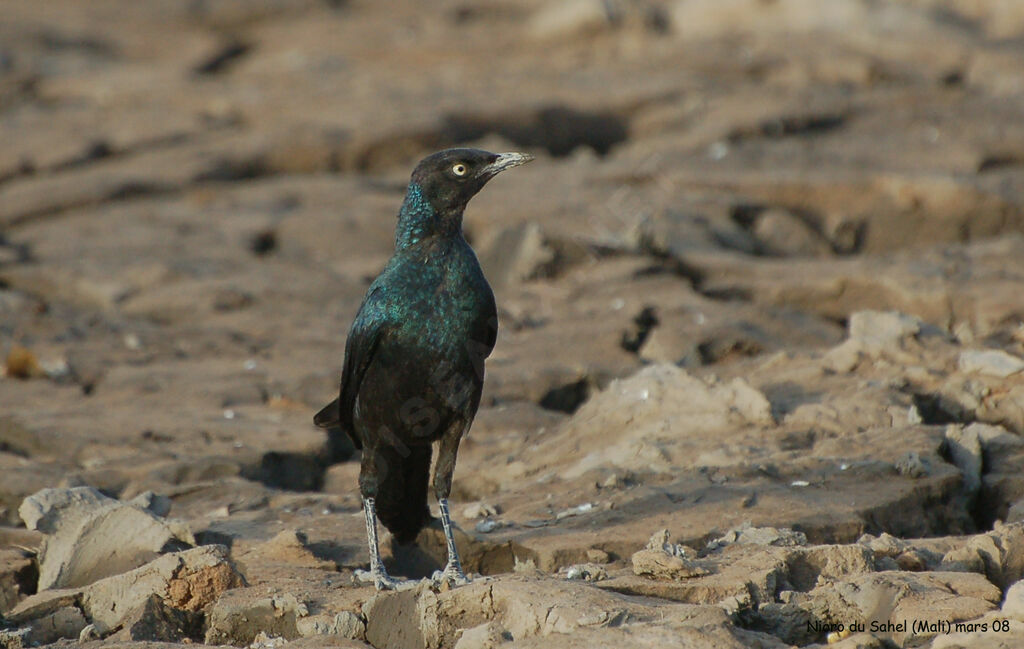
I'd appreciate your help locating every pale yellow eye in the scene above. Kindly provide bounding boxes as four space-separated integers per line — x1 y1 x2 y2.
452 163 468 177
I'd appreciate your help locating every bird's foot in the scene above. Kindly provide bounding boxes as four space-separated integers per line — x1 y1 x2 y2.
354 568 403 591
431 563 471 588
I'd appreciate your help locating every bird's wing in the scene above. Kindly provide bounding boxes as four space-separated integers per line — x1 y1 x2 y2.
314 286 390 449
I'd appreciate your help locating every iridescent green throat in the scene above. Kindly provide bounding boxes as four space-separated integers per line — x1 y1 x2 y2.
395 183 437 251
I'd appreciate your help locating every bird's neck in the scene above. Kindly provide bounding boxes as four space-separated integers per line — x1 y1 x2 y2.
395 182 462 251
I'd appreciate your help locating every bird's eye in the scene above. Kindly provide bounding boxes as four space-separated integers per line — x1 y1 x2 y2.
452 163 468 177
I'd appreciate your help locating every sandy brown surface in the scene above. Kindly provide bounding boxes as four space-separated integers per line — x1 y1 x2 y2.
3 1 1024 648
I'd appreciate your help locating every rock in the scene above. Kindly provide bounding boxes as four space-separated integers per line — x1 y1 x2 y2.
128 490 173 518
944 424 983 497
3 345 44 380
822 339 864 374
959 349 1024 377
19 486 194 590
969 522 1024 589
476 222 555 290
752 208 833 257
453 621 506 649
895 549 927 571
362 583 440 649
629 530 706 581
785 544 874 590
474 518 504 534
362 574 770 648
631 549 708 580
20 605 87 646
708 523 807 549
0 628 30 649
821 632 886 649
1009 497 1024 523
205 589 309 645
8 544 241 640
1004 580 1024 621
857 533 908 559
108 594 202 642
564 563 607 581
601 542 789 606
639 207 758 257
551 364 773 477
461 502 499 519
296 610 366 641
645 529 690 556
848 310 920 351
243 529 336 570
895 451 930 478
942 545 987 574
586 548 610 564
768 570 1001 645
77 624 100 642
528 0 615 40
0 548 36 613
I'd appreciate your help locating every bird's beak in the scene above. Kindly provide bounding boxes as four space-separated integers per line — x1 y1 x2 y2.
480 152 534 178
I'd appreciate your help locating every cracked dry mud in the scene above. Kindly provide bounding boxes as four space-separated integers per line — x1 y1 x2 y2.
3 1 1024 648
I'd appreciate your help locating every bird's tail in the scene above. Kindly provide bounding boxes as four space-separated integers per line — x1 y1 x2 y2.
373 444 434 546
314 398 340 428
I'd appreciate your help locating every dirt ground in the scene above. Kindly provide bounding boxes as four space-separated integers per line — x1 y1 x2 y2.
2 1 1024 648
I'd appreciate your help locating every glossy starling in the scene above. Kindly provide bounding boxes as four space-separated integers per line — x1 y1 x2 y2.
315 148 533 589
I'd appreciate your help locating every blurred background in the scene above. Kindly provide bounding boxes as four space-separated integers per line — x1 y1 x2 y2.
2 0 1024 643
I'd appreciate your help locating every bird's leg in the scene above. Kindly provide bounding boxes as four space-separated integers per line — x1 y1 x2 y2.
434 497 469 585
432 427 470 586
355 497 401 590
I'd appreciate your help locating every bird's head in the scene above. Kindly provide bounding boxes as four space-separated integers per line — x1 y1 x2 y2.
410 148 534 216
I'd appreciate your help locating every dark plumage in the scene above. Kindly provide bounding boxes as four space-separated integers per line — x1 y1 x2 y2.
315 148 532 588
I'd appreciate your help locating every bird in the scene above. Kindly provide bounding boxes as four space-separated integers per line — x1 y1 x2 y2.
315 148 533 589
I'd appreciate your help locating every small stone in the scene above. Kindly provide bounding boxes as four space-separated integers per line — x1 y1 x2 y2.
477 222 555 288
4 345 44 379
848 310 920 350
528 0 614 40
555 502 594 520
109 594 202 642
895 550 926 571
752 208 833 257
631 548 708 580
860 532 907 557
645 529 691 557
462 502 499 519
129 491 172 518
78 624 100 642
0 628 30 648
296 610 365 640
586 548 610 563
708 522 807 549
941 545 986 573
475 519 502 534
1003 580 1024 621
895 451 930 478
959 349 1024 377
718 592 753 616
1008 497 1024 523
564 563 607 581
454 621 506 649
22 606 87 645
823 339 864 373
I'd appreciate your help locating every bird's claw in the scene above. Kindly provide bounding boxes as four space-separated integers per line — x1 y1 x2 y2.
431 564 471 588
354 568 403 591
